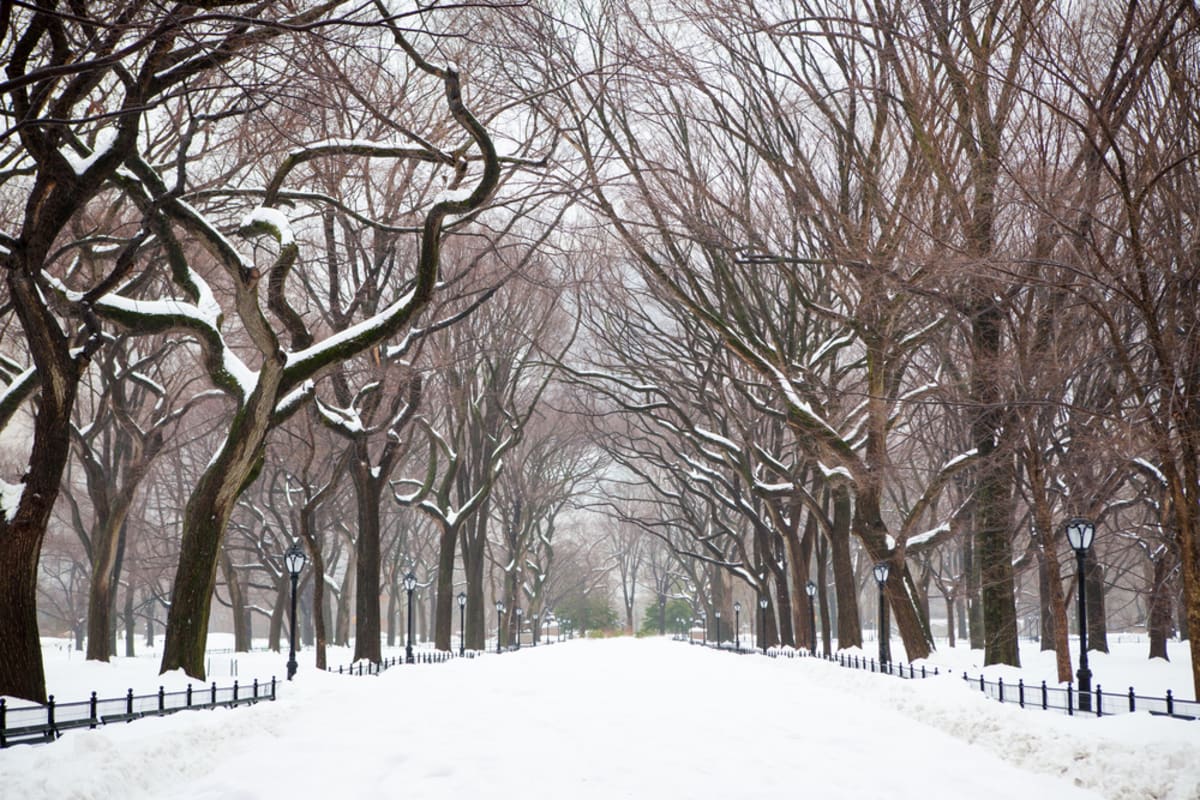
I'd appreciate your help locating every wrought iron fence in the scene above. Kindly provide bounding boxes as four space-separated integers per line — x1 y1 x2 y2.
327 649 478 676
963 672 1199 721
0 677 276 748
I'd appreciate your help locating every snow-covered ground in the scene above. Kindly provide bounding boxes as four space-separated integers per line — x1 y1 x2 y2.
1 636 1197 799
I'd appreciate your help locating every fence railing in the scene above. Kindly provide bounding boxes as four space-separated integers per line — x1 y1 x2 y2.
0 677 276 748
326 649 478 676
963 672 1199 721
678 635 1196 722
683 636 941 679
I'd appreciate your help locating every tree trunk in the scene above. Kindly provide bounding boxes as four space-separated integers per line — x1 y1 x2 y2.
1085 551 1108 653
1148 552 1173 661
0 271 82 702
160 373 280 679
219 548 251 652
464 527 487 650
854 489 932 660
945 594 955 649
123 585 136 658
829 487 861 649
433 521 458 650
86 513 130 662
268 571 285 652
351 458 383 664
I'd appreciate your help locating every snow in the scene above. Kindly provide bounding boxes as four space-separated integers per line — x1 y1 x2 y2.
240 207 295 247
0 479 23 520
60 129 116 176
1 637 1196 799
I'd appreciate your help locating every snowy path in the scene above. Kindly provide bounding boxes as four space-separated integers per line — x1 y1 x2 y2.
2 638 1197 799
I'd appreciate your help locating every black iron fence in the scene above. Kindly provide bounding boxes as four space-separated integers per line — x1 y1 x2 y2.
963 672 1199 721
0 677 276 748
684 636 940 679
327 649 478 676
679 635 1196 722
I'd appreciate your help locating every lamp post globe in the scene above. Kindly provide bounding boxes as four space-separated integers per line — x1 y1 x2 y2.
758 596 768 654
284 543 307 680
805 580 818 655
1065 517 1096 712
873 562 890 667
404 572 417 664
457 591 467 657
496 601 505 653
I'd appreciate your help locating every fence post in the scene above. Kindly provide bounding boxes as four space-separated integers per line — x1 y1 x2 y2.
158 686 165 714
90 691 98 728
253 678 259 701
979 674 985 692
1166 690 1174 717
272 677 277 700
1128 687 1135 713
47 695 56 738
1095 684 1102 717
127 688 134 719
233 680 239 706
998 677 1004 704
211 682 217 706
1018 679 1025 708
1 697 6 747
1041 681 1048 710
1067 683 1074 716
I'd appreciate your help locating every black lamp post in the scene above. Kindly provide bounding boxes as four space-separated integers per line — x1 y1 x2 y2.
457 591 467 657
404 571 417 664
805 580 818 655
543 613 551 645
284 543 307 680
532 613 539 647
873 562 890 667
1066 517 1096 712
516 607 524 650
715 610 722 646
758 596 768 654
496 601 505 653
700 612 707 646
734 602 741 650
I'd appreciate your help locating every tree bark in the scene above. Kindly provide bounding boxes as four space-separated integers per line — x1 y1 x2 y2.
1148 551 1173 661
351 455 384 664
829 487 861 649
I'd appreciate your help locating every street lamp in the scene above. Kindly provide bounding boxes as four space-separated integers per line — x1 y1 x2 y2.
734 602 742 650
457 591 467 657
873 562 891 667
806 580 818 655
700 612 707 646
516 607 524 650
495 601 505 653
404 572 417 663
1066 517 1096 712
715 610 722 646
284 543 307 680
758 596 768 654
532 613 539 647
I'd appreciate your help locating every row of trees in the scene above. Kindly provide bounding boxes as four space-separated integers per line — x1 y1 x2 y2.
0 1 614 702
4 0 1198 704
521 0 1198 692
